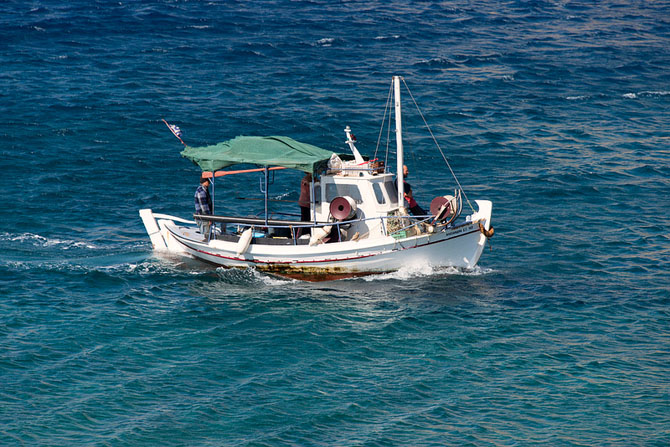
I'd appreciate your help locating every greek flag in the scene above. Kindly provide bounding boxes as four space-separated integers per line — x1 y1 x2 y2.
162 119 185 144
169 124 182 137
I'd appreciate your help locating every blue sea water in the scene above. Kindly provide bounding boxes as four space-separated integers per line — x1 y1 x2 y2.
1 0 669 445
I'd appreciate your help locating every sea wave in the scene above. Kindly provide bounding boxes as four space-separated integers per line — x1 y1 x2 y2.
0 255 214 281
362 263 494 282
215 266 297 285
0 232 98 250
623 91 670 99
314 37 336 46
374 35 400 40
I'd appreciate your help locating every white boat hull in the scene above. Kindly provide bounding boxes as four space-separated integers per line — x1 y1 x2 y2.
140 200 492 281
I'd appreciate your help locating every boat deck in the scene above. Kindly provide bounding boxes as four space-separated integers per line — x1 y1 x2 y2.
180 226 312 245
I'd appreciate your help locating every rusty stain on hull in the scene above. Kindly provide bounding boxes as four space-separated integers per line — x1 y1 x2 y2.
190 255 380 281
257 264 380 282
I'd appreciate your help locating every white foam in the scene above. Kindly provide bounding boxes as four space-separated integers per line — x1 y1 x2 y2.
45 239 97 250
417 57 448 65
624 91 670 100
252 269 298 285
362 263 493 281
316 38 335 46
642 91 670 96
0 232 98 250
273 191 293 200
214 266 297 285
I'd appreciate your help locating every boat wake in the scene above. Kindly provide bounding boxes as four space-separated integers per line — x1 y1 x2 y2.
0 231 99 250
212 264 496 284
362 263 494 282
215 266 299 286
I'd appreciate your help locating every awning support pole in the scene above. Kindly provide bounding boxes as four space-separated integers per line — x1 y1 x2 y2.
264 167 269 226
211 172 215 214
311 178 316 224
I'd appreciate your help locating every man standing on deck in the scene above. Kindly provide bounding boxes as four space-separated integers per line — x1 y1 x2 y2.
195 176 213 236
396 165 426 216
296 172 312 238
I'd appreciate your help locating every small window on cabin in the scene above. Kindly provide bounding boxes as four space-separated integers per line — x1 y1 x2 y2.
314 183 321 204
383 181 398 206
372 183 386 204
325 183 363 204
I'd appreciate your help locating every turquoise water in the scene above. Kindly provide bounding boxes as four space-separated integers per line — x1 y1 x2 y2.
1 1 669 445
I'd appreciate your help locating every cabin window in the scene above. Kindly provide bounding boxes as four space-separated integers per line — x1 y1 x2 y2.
314 183 321 204
325 183 363 204
383 181 398 205
372 183 386 204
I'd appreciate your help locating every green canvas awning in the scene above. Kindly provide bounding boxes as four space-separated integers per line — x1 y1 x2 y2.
181 136 342 174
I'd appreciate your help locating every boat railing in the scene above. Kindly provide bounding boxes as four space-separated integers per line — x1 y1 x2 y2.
194 211 459 244
153 213 196 225
328 165 388 176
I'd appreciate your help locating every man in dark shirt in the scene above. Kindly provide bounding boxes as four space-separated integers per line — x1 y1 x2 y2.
396 165 426 216
194 176 213 236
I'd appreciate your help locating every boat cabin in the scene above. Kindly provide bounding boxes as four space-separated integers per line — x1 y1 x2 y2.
313 168 399 241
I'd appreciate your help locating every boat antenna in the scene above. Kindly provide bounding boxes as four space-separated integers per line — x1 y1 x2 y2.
344 126 365 164
400 78 475 213
162 119 186 146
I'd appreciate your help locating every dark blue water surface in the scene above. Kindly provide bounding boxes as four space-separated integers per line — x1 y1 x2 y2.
2 1 669 445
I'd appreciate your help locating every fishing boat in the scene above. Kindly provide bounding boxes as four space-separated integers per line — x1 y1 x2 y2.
140 76 493 281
